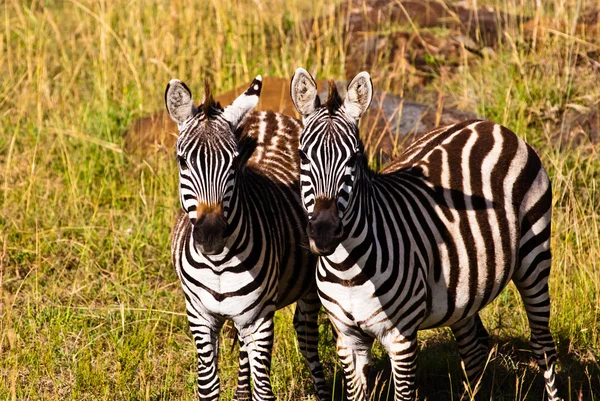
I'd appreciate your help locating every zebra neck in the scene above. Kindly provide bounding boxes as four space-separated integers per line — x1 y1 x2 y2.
216 179 251 258
340 158 376 246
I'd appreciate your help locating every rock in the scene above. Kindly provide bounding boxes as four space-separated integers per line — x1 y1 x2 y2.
345 29 476 89
326 0 521 47
123 109 177 156
321 81 479 163
305 0 523 90
124 77 479 163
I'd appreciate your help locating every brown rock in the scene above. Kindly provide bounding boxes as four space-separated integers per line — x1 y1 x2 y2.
124 77 479 164
123 108 177 156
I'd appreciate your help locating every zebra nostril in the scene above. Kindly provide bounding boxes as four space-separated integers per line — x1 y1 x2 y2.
333 222 343 238
307 221 316 237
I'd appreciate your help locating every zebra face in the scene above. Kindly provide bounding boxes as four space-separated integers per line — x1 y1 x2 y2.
166 76 262 255
299 127 361 255
291 68 373 256
177 126 237 255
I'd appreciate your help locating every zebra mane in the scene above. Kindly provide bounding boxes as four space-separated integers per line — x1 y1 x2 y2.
201 78 222 117
325 79 343 115
237 133 258 168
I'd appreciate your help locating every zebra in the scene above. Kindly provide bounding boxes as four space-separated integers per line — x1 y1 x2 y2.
289 68 560 401
166 76 330 401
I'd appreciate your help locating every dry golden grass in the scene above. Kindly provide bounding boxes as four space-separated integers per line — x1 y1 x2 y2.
0 0 599 400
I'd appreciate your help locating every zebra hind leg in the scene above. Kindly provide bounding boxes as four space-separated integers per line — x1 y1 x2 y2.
513 213 560 401
450 314 491 393
514 270 560 401
474 313 490 349
294 295 331 401
235 332 252 401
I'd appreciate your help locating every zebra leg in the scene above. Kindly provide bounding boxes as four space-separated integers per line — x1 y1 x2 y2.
294 295 331 401
235 332 252 401
336 331 373 401
381 330 418 401
514 274 559 401
474 313 490 348
187 313 223 401
450 314 490 390
513 229 560 401
239 313 276 401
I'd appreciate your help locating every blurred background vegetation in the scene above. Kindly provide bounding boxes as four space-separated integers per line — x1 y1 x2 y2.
0 0 599 400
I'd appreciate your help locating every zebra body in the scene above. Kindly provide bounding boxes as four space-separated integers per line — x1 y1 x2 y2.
167 77 330 401
290 68 559 401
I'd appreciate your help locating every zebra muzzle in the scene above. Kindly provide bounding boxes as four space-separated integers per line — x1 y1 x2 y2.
192 211 228 255
307 197 344 256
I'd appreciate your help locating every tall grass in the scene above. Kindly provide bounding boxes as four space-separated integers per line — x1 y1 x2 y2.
0 0 598 400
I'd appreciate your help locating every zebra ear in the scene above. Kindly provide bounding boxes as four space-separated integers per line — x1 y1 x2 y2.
344 72 373 122
222 75 262 129
165 79 196 126
290 68 320 118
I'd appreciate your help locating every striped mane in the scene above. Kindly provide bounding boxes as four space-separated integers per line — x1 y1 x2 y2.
325 79 343 115
201 79 222 117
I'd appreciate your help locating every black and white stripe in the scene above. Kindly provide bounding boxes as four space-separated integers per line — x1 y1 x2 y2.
166 76 330 401
290 68 560 401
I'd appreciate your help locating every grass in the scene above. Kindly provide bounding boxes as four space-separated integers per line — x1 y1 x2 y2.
1 0 599 400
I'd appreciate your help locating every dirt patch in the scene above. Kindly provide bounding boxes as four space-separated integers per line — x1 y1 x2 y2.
123 77 478 162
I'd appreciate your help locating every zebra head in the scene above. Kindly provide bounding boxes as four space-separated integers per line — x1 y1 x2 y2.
290 68 373 256
165 76 262 255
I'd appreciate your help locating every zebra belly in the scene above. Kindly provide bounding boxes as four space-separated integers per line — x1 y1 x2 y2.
419 258 517 329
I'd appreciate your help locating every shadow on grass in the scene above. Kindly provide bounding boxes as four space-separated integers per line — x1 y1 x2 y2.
327 333 600 401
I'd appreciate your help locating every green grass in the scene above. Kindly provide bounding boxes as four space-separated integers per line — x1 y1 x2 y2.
1 0 599 400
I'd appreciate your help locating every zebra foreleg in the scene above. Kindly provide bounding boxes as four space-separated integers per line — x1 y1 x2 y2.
381 330 418 401
239 313 276 401
188 314 223 401
336 332 373 401
294 295 331 401
450 314 490 393
235 332 252 401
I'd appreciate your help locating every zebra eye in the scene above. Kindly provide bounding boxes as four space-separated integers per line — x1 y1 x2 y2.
298 149 310 164
178 156 189 171
347 148 362 168
347 153 358 167
232 152 240 169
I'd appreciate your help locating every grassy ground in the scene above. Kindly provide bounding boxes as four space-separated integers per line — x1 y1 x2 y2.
1 0 599 400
